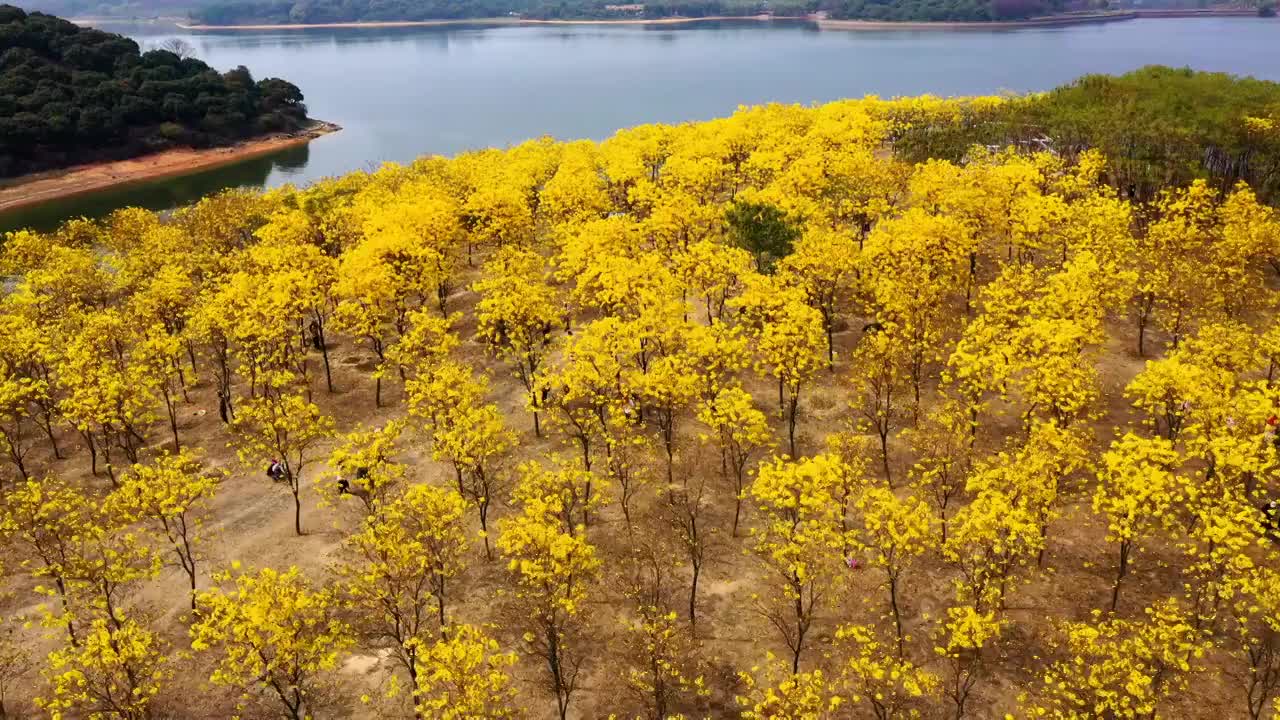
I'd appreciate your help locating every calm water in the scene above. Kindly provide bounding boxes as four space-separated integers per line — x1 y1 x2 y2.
4 17 1279 230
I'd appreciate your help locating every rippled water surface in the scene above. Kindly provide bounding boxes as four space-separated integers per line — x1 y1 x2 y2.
5 17 1277 229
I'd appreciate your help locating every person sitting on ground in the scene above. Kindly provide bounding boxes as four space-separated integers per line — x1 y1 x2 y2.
1262 499 1280 542
308 320 324 351
267 459 287 483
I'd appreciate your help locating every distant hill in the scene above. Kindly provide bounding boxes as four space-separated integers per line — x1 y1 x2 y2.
12 0 195 19
0 4 310 177
187 0 1077 25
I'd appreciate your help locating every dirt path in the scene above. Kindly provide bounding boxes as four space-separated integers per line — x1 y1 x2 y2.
0 121 340 215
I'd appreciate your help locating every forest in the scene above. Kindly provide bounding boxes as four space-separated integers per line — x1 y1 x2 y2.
188 0 1068 26
15 0 1265 26
0 5 309 177
1 68 1280 719
905 66 1280 202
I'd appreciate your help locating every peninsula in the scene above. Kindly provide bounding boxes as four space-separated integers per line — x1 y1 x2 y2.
0 121 338 214
0 6 316 185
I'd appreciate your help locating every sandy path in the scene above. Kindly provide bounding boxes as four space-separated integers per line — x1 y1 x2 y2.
0 121 339 215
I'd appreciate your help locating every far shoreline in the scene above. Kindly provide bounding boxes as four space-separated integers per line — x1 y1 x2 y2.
174 8 1264 32
175 15 800 30
0 120 339 216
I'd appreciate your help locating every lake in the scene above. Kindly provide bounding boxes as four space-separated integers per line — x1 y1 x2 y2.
4 16 1279 231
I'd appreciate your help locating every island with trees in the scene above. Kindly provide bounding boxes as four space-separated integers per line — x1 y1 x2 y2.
0 5 315 179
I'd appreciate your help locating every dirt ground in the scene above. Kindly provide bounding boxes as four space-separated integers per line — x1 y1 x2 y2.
0 257 1271 720
0 122 339 215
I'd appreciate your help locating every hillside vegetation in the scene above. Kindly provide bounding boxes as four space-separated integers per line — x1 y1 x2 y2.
188 0 1070 26
0 5 309 177
1 69 1280 719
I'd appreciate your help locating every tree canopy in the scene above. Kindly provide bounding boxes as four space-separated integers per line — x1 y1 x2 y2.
0 5 309 177
190 0 1071 25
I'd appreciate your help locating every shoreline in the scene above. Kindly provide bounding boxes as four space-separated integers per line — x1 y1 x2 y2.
0 121 339 215
176 15 796 30
175 8 1263 31
818 11 1136 30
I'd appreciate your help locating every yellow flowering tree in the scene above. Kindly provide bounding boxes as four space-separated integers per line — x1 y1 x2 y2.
855 487 935 657
777 227 861 366
497 491 601 720
39 613 170 720
697 385 774 537
407 359 515 555
748 454 846 673
620 606 708 720
190 566 354 720
106 449 220 610
943 489 1044 616
336 483 471 717
1092 433 1183 611
56 309 157 482
1225 566 1280 720
230 391 335 536
736 654 842 720
731 278 827 457
1027 599 1206 719
850 327 912 484
473 245 560 436
323 419 408 516
833 623 939 720
904 399 974 543
0 476 95 644
936 606 1004 720
535 316 632 472
510 459 601 536
664 472 714 629
0 360 45 481
413 623 519 720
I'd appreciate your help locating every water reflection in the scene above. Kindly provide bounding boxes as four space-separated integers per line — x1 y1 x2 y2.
10 17 1280 233
0 144 309 233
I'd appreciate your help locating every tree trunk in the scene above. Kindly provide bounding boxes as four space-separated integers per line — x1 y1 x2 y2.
293 486 304 536
1111 541 1130 612
787 390 799 459
879 429 892 486
316 314 334 393
84 430 98 476
164 390 180 451
889 574 905 657
689 559 701 631
479 498 493 561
